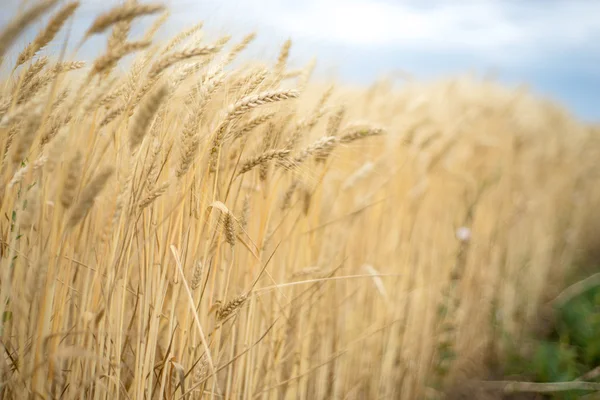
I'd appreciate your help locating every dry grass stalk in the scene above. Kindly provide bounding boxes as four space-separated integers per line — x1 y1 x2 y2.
16 1 80 67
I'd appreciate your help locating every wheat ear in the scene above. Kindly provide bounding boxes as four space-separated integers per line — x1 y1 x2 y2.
60 151 83 209
88 41 151 80
68 167 114 228
16 1 80 67
339 127 386 144
129 83 170 152
161 22 204 54
0 0 59 61
216 294 248 321
209 89 299 172
84 3 165 39
279 136 338 169
238 149 291 176
148 44 223 78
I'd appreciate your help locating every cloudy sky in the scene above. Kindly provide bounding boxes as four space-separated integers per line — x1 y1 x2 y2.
3 0 599 121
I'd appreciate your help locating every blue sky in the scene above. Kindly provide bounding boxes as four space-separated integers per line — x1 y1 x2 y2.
2 0 599 122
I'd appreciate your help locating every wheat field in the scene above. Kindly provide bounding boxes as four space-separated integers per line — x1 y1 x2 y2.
1 1 599 399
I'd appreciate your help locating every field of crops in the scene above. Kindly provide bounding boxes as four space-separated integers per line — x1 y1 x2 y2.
1 2 600 399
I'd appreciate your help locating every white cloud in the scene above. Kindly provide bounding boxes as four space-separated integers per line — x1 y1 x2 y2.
163 0 600 66
271 1 522 49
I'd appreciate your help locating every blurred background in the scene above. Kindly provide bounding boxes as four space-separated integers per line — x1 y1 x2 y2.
3 0 600 122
